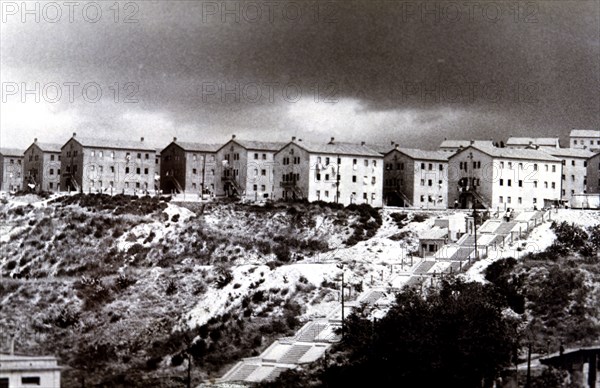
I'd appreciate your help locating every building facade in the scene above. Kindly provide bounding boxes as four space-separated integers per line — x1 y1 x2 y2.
0 354 62 388
23 140 62 192
448 145 562 210
60 133 157 195
588 152 600 194
505 137 560 149
214 135 286 200
383 147 449 208
0 148 24 192
543 148 594 202
160 139 220 195
273 138 384 207
570 129 600 150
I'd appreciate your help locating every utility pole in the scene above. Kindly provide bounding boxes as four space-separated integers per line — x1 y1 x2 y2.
473 205 478 260
337 263 345 339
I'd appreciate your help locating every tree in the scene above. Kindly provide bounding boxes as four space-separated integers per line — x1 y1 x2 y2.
272 279 522 388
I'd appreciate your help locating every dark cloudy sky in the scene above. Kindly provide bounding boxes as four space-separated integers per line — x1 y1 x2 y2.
1 0 599 150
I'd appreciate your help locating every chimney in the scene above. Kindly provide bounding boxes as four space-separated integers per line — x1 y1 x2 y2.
298 139 302 142
173 137 177 141
390 140 395 145
292 136 296 141
73 132 76 137
329 137 335 144
34 138 38 143
470 139 475 145
141 137 144 142
395 144 399 150
232 134 236 139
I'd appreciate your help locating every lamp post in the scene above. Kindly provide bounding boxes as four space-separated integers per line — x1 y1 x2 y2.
472 205 479 261
336 263 345 339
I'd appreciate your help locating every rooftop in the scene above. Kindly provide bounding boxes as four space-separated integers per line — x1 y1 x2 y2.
543 148 595 159
28 142 62 153
439 140 494 149
455 145 561 162
506 137 560 147
388 147 449 162
0 148 25 157
168 141 221 153
66 135 156 151
419 227 448 240
285 140 384 157
570 129 600 138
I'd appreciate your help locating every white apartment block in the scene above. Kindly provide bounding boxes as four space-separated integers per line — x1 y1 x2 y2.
448 145 562 210
543 148 594 201
214 135 286 200
273 137 384 207
383 147 449 209
0 354 62 388
570 129 600 151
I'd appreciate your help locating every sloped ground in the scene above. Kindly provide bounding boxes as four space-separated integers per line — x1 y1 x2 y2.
0 195 392 387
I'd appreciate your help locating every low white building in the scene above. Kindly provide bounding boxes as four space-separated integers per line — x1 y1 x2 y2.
0 354 62 388
448 145 562 210
439 139 494 153
273 137 384 207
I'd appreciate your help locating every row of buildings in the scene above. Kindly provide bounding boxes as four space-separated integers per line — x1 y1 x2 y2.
1 130 599 209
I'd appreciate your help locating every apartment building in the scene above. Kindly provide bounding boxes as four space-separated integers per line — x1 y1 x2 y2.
60 133 157 194
214 135 286 200
448 145 562 210
588 151 600 194
23 139 62 192
160 138 220 194
439 139 494 153
543 148 594 202
383 146 449 208
273 137 384 207
570 129 600 150
505 137 560 149
0 148 24 192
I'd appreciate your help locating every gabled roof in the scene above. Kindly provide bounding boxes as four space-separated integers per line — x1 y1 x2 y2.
368 143 396 155
164 141 221 153
217 139 287 152
387 147 449 162
63 136 156 151
543 148 595 159
452 145 561 162
506 137 560 147
439 140 494 149
26 142 62 154
278 140 383 157
0 148 25 157
570 129 600 138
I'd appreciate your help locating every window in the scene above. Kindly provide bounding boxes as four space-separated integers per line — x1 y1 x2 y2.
110 166 115 173
584 161 587 167
545 164 549 171
372 160 377 167
49 182 53 189
500 161 504 169
193 168 197 175
91 150 95 157
574 140 578 145
49 169 54 175
156 158 159 164
534 181 538 188
51 154 55 161
562 174 565 181
507 197 511 204
317 156 322 164
439 164 443 171
499 196 503 203
316 173 321 181
533 164 538 171
325 174 330 181
571 175 575 181
364 160 369 167
353 158 357 165
136 182 140 188
352 175 357 183
507 179 511 187
420 195 425 202
136 167 141 174
552 165 556 172
499 179 504 186
551 182 556 189
316 190 320 198
363 193 367 199
420 179 425 186
338 157 341 164
99 151 103 157
428 163 433 170
518 180 523 187
518 197 522 204
261 169 266 176
144 168 148 175
261 184 266 191
533 198 537 204
262 154 266 160
518 163 522 169
325 157 330 165
508 162 512 169
325 190 329 198
421 162 425 169
372 177 376 184
254 153 258 160
544 181 548 188
125 167 130 174
428 179 432 186
22 376 41 385
253 184 258 191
